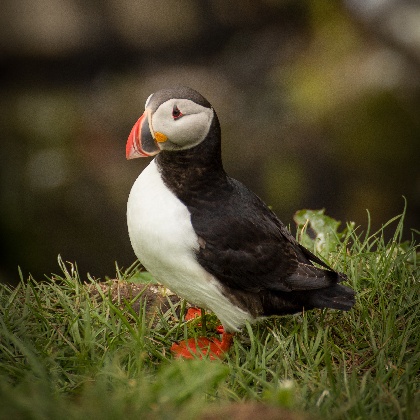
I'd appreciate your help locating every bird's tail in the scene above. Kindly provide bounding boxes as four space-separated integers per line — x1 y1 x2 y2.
306 283 355 311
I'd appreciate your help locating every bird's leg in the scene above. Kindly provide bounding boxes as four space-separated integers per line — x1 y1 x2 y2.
170 307 233 360
201 307 207 335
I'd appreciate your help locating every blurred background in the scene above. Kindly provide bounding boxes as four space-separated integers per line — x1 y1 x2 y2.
1 0 419 284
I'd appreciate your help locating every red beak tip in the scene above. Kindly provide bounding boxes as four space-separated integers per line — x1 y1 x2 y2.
126 112 157 159
126 117 143 159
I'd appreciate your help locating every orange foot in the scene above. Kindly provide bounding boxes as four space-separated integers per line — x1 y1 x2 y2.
171 307 232 360
171 333 233 360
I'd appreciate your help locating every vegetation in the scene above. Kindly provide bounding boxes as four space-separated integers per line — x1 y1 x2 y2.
0 210 419 419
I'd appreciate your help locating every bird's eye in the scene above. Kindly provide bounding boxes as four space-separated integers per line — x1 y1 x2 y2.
172 105 183 120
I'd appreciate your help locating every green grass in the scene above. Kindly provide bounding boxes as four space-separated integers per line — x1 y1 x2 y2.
0 209 419 419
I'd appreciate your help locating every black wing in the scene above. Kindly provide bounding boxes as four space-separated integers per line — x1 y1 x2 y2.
190 178 341 293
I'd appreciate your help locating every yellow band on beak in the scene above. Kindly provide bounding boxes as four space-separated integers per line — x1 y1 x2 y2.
155 132 168 143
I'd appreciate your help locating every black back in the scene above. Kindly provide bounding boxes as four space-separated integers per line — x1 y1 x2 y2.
154 88 355 315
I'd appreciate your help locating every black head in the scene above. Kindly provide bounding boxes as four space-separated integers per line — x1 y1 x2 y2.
126 86 217 158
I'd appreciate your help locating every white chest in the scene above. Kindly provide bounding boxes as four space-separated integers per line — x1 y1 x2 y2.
127 160 200 287
126 159 253 331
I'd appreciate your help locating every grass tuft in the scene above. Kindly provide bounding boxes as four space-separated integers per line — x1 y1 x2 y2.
0 210 419 419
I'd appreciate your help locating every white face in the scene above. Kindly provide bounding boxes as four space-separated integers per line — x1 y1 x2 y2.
149 98 214 151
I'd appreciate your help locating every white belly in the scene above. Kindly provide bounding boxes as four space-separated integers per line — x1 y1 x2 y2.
127 159 252 331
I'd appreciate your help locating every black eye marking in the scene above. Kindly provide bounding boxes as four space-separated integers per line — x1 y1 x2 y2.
172 105 183 120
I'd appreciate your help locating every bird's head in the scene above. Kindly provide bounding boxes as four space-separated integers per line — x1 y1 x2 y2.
126 87 215 159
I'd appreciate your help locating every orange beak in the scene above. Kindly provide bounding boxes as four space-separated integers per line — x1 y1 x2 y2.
126 111 160 159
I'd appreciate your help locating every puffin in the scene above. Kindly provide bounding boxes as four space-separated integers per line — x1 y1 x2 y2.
126 86 355 359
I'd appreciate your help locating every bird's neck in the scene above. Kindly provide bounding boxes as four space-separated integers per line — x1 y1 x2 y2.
156 115 228 201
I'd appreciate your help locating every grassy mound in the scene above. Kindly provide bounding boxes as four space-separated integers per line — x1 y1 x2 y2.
1 209 419 419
